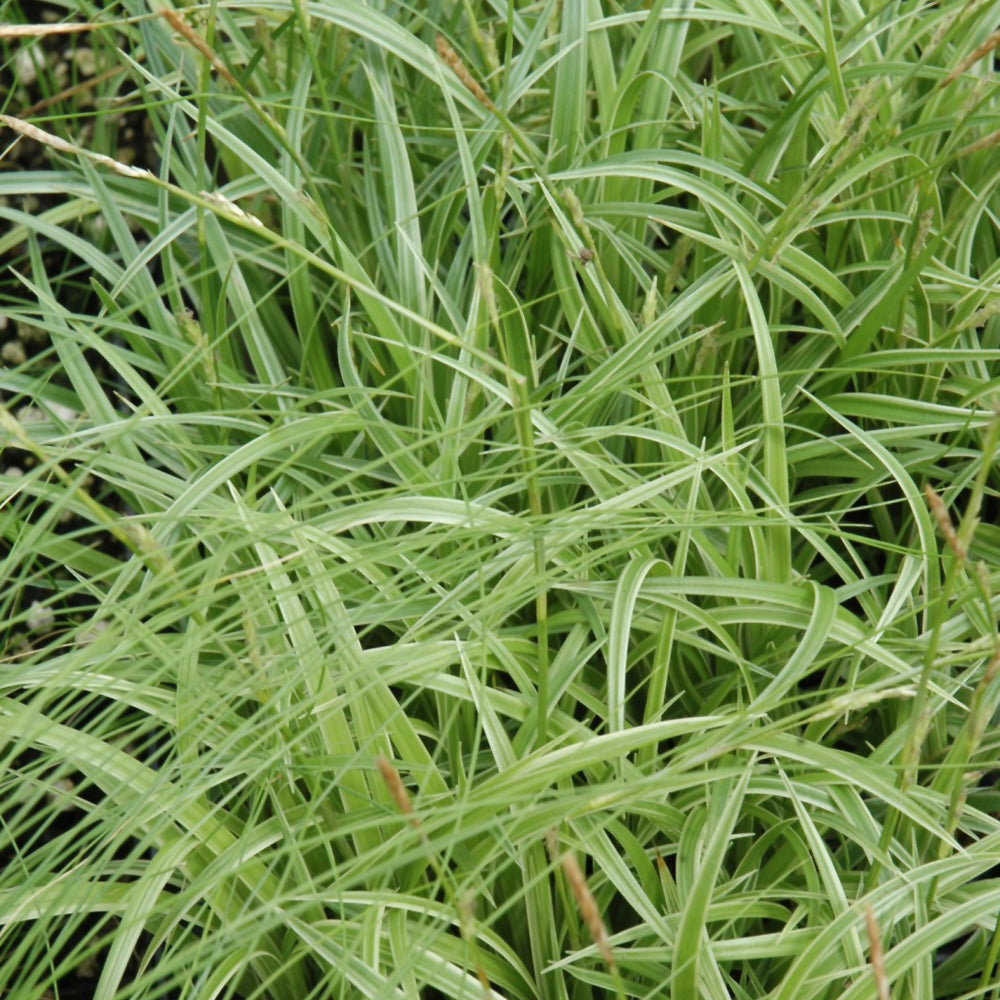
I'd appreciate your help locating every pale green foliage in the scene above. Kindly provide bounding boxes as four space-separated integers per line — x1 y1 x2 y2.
2 2 1000 999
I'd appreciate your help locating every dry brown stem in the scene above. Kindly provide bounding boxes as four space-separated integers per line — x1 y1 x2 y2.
940 30 1000 88
161 9 238 88
864 905 891 1000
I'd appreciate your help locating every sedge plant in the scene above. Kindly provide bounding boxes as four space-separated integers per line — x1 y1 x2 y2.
2 2 1000 999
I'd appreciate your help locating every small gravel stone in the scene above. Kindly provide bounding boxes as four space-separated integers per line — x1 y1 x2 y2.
16 405 45 424
13 47 42 87
72 46 97 77
27 600 56 633
47 402 81 423
78 619 109 645
1 340 27 366
16 323 47 346
46 777 77 812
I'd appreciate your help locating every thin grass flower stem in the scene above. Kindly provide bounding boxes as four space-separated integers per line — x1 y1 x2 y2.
478 263 550 745
375 756 496 994
876 414 1000 887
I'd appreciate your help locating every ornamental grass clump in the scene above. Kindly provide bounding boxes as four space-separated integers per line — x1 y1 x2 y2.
2 2 1000 998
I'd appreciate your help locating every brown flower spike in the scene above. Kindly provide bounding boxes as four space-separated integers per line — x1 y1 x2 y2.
375 754 419 828
561 850 616 973
435 34 496 113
